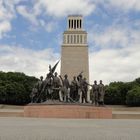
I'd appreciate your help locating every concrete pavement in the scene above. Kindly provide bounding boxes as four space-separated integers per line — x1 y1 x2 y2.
0 117 140 140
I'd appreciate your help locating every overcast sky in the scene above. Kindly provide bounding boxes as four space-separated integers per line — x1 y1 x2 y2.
0 0 140 84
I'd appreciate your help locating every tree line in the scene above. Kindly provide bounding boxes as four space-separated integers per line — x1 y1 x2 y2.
105 78 140 106
0 71 140 106
0 71 37 105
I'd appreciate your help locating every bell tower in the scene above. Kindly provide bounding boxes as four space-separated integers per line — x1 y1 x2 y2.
61 15 89 81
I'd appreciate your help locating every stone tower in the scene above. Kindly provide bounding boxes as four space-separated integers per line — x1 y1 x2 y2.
61 15 89 82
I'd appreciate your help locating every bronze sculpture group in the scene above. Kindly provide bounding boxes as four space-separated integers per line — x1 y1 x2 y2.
30 61 105 106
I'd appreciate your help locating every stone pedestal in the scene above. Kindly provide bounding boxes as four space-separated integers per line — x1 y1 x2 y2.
24 104 112 119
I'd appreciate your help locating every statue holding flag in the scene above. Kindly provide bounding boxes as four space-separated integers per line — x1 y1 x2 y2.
30 61 60 103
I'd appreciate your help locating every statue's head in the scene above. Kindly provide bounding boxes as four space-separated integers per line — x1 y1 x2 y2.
40 76 43 80
64 74 68 79
94 80 97 84
46 74 50 78
100 80 102 84
54 72 58 77
73 76 76 80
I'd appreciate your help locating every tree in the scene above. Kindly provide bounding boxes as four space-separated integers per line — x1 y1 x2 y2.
104 79 140 106
105 82 130 105
126 86 140 106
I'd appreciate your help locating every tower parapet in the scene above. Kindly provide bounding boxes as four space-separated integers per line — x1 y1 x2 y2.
67 15 83 30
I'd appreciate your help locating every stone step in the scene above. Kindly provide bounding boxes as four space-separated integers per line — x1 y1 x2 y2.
0 107 140 119
0 109 24 117
112 108 140 112
113 111 140 119
0 104 23 109
0 112 24 117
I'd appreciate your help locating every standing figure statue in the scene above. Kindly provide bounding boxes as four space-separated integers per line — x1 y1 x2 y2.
41 74 53 102
30 83 38 103
52 72 61 100
30 76 44 103
81 78 88 103
77 74 83 103
98 80 105 106
77 74 88 103
59 74 70 102
92 80 99 106
70 76 78 101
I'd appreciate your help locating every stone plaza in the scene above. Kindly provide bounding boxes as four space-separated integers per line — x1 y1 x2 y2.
0 117 140 140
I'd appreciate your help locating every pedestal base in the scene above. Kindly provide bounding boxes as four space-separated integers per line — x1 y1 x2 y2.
24 104 112 119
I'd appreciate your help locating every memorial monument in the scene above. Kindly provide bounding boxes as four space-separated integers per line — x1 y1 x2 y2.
24 15 112 119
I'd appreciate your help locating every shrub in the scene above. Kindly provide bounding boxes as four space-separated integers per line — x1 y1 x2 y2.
126 86 140 106
104 82 130 105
